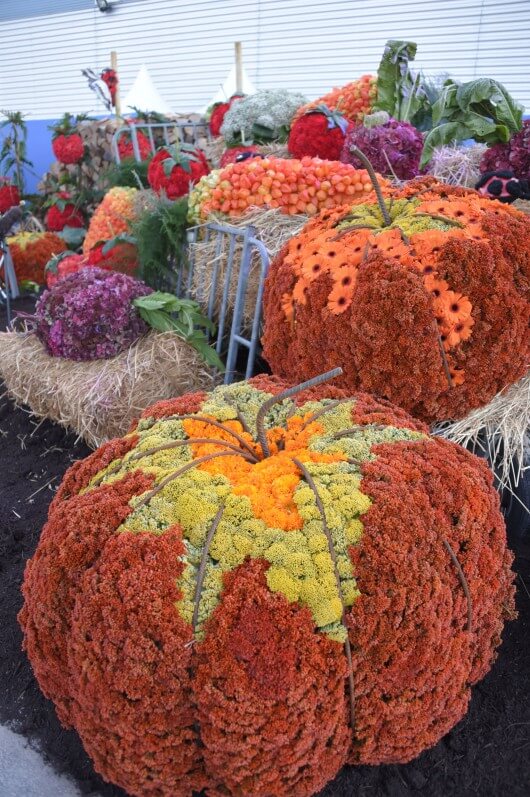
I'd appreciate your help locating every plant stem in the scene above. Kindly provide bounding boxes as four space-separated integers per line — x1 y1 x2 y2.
442 537 473 632
348 146 391 226
292 458 356 731
192 506 224 631
133 449 256 511
255 368 343 458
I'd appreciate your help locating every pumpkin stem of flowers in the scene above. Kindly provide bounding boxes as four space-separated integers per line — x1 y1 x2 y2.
192 506 225 631
348 146 392 226
300 398 350 429
149 414 258 459
255 367 343 458
134 450 257 510
413 212 464 228
443 538 473 632
333 424 387 438
292 457 356 732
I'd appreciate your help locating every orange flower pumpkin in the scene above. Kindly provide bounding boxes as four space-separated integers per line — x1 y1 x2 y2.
19 373 514 797
7 231 67 285
262 167 530 423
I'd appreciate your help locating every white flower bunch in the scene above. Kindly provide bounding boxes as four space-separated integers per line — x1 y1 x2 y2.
221 89 307 144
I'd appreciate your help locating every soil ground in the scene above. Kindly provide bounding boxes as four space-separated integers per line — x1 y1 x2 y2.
0 298 529 797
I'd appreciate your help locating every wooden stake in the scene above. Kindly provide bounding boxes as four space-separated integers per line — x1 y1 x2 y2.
110 50 122 119
234 41 243 94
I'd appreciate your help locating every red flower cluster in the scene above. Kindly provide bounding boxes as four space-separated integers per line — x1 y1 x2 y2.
148 147 209 200
45 195 84 232
45 253 87 289
219 145 259 167
0 182 20 213
9 232 67 284
19 377 514 796
86 241 138 276
288 110 350 161
52 134 84 165
101 68 118 105
117 129 152 161
209 95 244 137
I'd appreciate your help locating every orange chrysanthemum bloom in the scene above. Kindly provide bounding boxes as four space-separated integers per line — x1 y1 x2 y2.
327 283 354 314
449 366 466 386
292 277 310 305
424 274 450 298
440 291 473 325
300 254 332 281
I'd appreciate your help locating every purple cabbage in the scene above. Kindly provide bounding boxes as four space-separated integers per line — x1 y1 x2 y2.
480 120 530 179
35 268 153 361
340 118 423 180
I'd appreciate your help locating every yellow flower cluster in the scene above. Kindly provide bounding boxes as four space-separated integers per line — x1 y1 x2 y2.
89 383 425 641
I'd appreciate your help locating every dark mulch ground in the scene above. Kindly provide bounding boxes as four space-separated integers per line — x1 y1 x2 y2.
0 298 529 797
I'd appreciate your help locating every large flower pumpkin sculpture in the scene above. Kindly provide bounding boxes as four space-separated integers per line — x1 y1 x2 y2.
20 369 514 797
262 150 530 423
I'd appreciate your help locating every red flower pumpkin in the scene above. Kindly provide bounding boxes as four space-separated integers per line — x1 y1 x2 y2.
148 145 209 200
262 174 530 423
19 374 514 796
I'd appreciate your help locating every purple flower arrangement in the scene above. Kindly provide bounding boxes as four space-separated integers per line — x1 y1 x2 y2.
340 117 423 180
480 120 530 179
35 268 153 361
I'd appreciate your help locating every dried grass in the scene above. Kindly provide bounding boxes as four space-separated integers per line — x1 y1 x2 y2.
434 369 530 489
189 207 307 330
427 144 487 187
0 330 217 449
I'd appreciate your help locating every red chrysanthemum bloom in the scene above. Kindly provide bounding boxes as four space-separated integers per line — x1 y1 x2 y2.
288 111 350 161
45 195 85 232
0 183 20 213
147 147 210 200
117 129 152 161
209 95 244 137
86 242 138 277
45 252 88 289
52 134 85 165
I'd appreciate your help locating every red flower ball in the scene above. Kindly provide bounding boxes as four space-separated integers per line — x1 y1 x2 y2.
117 129 152 161
45 202 85 232
147 147 209 200
209 95 244 137
52 134 85 165
86 242 138 277
219 145 259 167
45 253 88 289
0 183 20 213
288 113 349 161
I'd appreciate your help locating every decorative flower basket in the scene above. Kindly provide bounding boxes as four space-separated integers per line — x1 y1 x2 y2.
19 370 514 796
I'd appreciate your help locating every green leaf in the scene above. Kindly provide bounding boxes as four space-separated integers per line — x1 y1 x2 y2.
59 226 87 248
456 78 523 133
133 291 187 312
162 157 177 177
251 122 276 142
420 121 472 167
431 80 459 126
186 333 225 371
180 157 192 174
374 40 417 117
44 250 76 275
137 307 177 332
101 233 136 255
